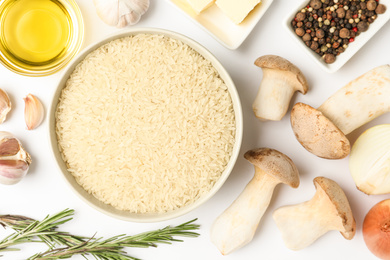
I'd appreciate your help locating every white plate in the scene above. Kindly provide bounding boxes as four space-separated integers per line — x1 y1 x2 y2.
284 0 390 73
164 0 274 49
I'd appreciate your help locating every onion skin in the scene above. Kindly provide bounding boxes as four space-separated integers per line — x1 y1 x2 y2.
363 200 390 260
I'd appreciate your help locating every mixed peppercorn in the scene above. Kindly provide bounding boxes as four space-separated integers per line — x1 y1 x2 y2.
291 0 387 64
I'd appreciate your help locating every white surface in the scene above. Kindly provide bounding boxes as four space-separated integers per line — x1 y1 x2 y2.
0 0 389 259
165 0 274 49
284 0 390 73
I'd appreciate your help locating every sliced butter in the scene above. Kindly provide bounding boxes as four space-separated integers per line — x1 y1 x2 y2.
216 0 261 24
186 0 215 14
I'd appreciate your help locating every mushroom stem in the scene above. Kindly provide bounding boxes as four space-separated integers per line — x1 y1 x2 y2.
210 148 299 255
253 55 308 121
318 65 390 135
273 177 356 250
253 69 299 121
210 167 281 255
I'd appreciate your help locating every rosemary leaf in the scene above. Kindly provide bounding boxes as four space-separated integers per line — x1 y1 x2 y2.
0 209 200 260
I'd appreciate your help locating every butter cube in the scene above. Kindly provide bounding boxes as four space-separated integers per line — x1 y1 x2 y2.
186 0 215 14
216 0 261 24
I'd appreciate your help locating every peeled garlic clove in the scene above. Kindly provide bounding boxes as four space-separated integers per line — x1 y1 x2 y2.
0 132 31 185
24 94 44 130
93 0 150 28
0 88 11 124
0 160 29 185
349 124 390 195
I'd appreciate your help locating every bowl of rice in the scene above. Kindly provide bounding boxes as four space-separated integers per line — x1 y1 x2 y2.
49 28 243 222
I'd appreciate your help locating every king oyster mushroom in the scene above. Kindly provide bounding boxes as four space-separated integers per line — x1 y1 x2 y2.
210 148 299 255
253 55 308 121
273 177 356 250
291 64 390 159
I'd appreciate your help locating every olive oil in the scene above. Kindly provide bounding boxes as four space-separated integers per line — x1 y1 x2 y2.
0 0 72 66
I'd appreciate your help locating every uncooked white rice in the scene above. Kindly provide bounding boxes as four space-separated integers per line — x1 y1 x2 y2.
56 34 235 213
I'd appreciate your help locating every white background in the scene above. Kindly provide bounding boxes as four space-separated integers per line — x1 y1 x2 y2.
1 0 390 259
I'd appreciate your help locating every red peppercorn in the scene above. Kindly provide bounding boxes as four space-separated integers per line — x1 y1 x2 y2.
349 38 355 42
306 29 312 33
353 14 358 18
352 27 358 32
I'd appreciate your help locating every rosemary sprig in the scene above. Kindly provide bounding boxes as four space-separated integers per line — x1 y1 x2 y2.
0 209 200 260
28 218 200 260
0 209 86 252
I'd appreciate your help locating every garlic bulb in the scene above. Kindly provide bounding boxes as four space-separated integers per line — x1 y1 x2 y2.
93 0 150 28
24 94 44 130
0 132 31 185
349 124 390 195
0 88 11 124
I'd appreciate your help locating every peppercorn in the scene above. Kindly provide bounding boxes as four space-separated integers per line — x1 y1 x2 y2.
310 41 319 50
316 29 325 38
339 28 350 38
332 42 340 48
296 27 305 36
376 4 387 14
302 33 312 41
296 12 306 21
290 0 386 64
310 0 322 10
346 10 353 19
367 0 377 11
357 21 369 32
324 53 336 64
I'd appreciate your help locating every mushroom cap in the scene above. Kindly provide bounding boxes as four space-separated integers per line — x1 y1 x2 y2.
313 177 356 240
290 102 350 159
254 55 308 94
244 148 299 188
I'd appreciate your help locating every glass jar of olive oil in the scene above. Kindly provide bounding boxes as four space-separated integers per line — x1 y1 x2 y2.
0 0 84 76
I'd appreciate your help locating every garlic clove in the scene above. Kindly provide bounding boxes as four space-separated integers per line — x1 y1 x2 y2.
0 132 32 165
0 136 20 157
0 88 11 124
94 0 150 28
0 131 31 185
0 160 29 185
24 94 44 130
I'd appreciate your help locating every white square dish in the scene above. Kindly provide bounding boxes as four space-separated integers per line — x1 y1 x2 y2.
164 0 274 49
284 0 390 73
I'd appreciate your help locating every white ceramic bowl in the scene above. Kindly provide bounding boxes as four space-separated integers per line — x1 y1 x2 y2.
284 0 390 73
48 28 243 223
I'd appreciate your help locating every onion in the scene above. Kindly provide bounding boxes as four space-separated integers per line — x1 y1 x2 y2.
363 199 390 260
349 124 390 195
